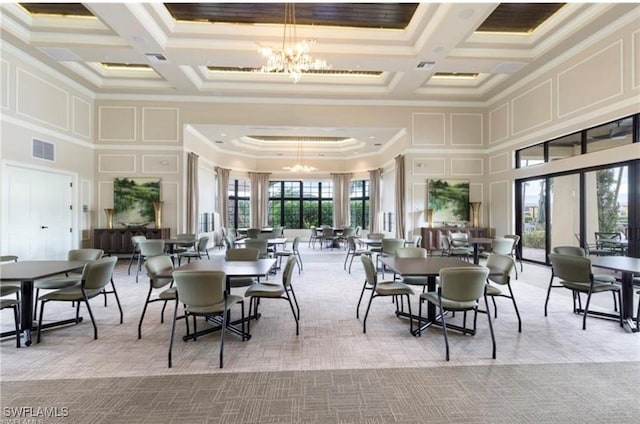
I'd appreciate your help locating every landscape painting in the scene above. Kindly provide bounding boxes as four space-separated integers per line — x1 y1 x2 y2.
113 177 160 227
428 179 470 224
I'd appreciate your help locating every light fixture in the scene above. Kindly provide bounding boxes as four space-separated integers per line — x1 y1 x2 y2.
282 140 318 173
257 3 330 82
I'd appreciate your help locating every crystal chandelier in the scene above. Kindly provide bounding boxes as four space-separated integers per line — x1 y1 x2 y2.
258 3 330 82
282 140 318 172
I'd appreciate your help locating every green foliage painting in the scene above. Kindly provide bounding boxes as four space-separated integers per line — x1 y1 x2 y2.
113 177 160 227
428 179 470 224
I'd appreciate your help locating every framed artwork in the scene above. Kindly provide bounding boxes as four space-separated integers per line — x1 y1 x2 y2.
113 177 160 227
428 179 470 224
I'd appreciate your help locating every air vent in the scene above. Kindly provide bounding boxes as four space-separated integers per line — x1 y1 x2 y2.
416 61 435 70
145 53 168 63
32 138 55 161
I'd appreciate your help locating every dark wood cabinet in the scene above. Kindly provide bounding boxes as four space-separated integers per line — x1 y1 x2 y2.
420 227 495 253
93 228 170 254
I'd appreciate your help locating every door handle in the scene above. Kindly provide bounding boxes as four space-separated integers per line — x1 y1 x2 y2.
41 226 48 229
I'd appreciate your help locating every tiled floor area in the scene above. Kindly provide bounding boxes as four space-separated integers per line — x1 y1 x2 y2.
1 242 639 381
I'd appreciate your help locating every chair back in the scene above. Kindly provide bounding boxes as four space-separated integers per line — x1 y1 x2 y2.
225 248 260 261
282 256 296 288
272 226 284 237
410 235 422 247
485 254 514 285
382 239 404 255
81 256 118 291
504 234 520 252
130 235 147 252
548 253 592 284
368 233 385 240
196 236 210 252
176 233 195 240
342 227 355 238
173 270 226 308
291 236 300 252
243 238 268 258
439 267 489 302
491 238 513 255
322 227 335 237
258 231 274 240
552 246 586 256
449 232 469 247
395 247 427 259
139 239 165 257
144 255 174 289
347 236 357 251
440 234 452 250
68 248 104 261
360 256 378 287
247 228 262 238
354 226 361 237
224 234 236 250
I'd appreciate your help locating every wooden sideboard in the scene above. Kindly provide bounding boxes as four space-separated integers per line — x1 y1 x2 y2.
93 228 170 255
420 227 495 252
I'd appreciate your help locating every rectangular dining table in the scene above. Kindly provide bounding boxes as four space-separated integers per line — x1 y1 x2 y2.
160 257 277 340
380 256 479 336
0 260 89 346
590 256 640 333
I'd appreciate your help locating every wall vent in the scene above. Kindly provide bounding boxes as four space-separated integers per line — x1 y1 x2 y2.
32 138 55 161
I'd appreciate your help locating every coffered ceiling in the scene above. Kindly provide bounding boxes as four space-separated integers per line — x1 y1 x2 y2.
0 2 634 158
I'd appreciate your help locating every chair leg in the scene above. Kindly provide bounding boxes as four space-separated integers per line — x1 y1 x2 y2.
582 290 593 330
37 300 46 343
544 274 554 317
439 303 450 361
138 287 153 339
507 283 522 333
286 292 299 335
288 286 300 320
168 300 178 368
417 298 423 336
405 294 413 335
356 281 368 318
12 304 20 348
110 280 123 324
82 294 99 340
219 309 227 368
362 292 376 334
484 295 496 359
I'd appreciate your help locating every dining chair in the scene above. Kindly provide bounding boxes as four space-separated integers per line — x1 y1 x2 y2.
545 246 619 316
34 248 105 318
136 239 166 283
246 228 262 239
358 255 414 334
275 236 303 273
177 235 210 265
366 233 385 253
245 256 300 336
0 297 20 347
503 235 523 274
378 238 406 277
593 232 623 256
308 226 321 248
127 235 147 275
408 235 422 248
225 247 261 288
547 253 622 330
419 266 493 361
37 256 120 342
0 255 21 307
344 236 373 273
440 234 472 261
138 255 179 339
394 247 430 292
320 227 339 250
485 254 521 332
243 238 269 259
168 270 245 368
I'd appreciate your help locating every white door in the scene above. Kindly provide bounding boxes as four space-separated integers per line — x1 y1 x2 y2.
3 165 73 260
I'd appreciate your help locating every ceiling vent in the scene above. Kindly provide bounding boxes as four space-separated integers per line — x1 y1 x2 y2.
416 61 436 70
32 138 55 161
146 53 168 63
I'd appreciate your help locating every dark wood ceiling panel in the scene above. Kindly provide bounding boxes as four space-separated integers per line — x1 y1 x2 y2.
165 3 418 29
19 3 93 17
477 3 565 33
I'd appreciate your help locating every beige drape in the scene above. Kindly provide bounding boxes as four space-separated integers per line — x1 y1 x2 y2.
214 166 230 229
331 173 352 228
186 152 199 234
249 172 270 227
368 168 381 232
394 155 406 238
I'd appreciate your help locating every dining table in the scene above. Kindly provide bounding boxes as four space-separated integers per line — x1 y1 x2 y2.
163 238 197 255
468 237 494 264
590 255 640 333
235 237 288 251
380 256 480 336
160 257 277 340
0 260 89 346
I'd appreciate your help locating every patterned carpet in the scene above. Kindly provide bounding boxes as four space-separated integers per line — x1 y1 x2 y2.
2 362 639 423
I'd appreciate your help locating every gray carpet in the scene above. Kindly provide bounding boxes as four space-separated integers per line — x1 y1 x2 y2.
2 362 639 423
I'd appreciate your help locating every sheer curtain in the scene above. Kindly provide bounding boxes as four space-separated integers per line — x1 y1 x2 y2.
331 173 353 228
394 155 406 238
249 172 270 227
369 168 381 232
186 152 199 234
214 166 230 229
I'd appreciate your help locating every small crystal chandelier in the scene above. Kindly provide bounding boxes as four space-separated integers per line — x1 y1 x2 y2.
282 140 318 172
258 3 330 82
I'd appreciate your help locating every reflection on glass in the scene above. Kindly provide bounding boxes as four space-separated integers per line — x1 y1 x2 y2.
548 133 581 161
522 179 546 262
518 144 544 168
586 117 633 153
549 174 580 249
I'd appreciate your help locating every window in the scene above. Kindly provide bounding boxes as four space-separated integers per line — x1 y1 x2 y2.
228 179 250 229
350 180 369 230
268 181 333 228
